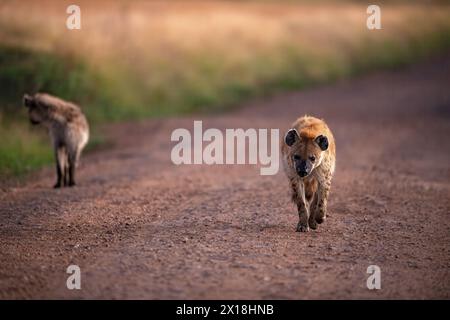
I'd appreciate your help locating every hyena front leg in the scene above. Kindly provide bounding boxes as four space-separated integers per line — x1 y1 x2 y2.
316 178 331 224
291 180 310 232
297 201 310 232
308 193 318 230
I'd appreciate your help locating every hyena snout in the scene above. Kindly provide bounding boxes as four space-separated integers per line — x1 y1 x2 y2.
296 162 309 177
294 156 312 178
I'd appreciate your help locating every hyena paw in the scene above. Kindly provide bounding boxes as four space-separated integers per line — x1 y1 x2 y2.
53 182 62 189
315 213 326 224
296 222 310 232
308 218 318 230
68 181 76 187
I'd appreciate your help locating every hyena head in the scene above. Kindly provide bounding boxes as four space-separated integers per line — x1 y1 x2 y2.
23 94 47 125
284 128 328 178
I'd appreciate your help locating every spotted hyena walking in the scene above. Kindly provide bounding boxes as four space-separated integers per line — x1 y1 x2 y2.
281 115 336 232
23 93 89 188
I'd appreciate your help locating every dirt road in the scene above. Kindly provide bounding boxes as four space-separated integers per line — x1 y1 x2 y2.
1 56 449 299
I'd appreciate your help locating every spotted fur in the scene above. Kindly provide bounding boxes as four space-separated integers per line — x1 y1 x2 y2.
281 115 336 232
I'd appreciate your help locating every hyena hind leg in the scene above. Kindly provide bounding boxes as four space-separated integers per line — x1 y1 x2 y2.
67 149 81 187
68 148 81 187
63 162 70 187
54 147 67 188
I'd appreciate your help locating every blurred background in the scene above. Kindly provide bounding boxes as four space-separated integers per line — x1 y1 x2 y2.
1 0 450 177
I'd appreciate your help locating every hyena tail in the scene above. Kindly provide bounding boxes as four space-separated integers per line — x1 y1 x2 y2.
76 131 89 168
72 148 82 168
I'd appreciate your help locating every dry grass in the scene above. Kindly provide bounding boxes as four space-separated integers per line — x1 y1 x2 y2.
2 1 450 116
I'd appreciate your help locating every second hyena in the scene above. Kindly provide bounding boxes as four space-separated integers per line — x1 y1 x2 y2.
23 93 89 188
281 115 336 232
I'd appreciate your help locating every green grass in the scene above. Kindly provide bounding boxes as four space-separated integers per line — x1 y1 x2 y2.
0 120 53 176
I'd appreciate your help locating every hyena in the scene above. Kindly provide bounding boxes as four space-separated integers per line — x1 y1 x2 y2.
281 115 336 232
23 93 89 188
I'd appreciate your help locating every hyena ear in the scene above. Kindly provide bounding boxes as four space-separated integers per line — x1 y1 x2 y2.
315 135 328 151
285 128 299 147
23 94 33 108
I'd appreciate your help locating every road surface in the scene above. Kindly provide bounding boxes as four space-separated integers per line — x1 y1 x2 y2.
1 56 449 299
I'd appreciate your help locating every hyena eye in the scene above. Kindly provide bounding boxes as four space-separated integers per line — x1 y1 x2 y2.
293 155 300 161
309 155 316 162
